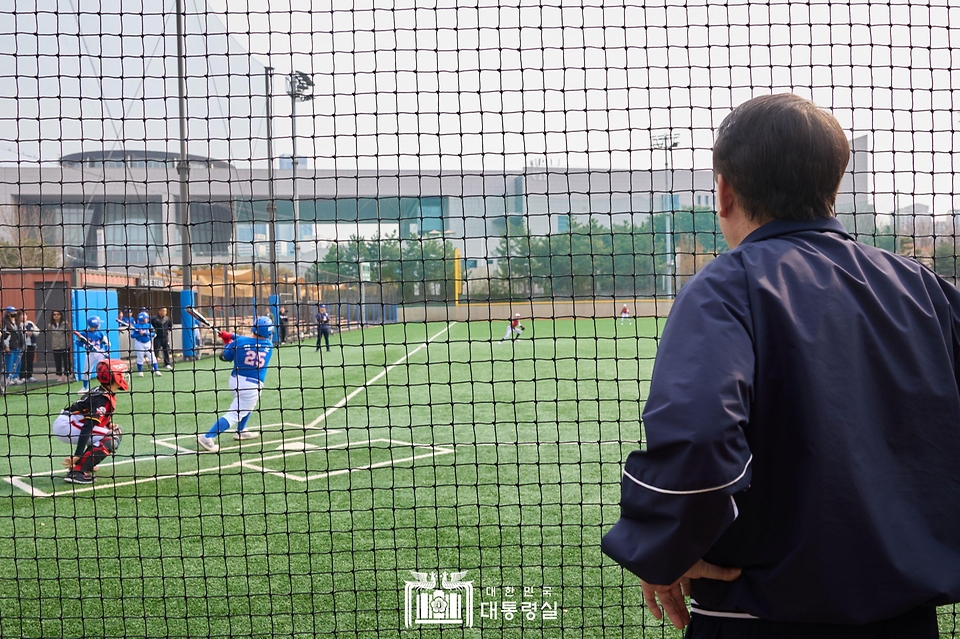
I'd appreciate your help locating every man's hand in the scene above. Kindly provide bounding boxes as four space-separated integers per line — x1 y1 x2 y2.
641 560 742 630
62 455 80 469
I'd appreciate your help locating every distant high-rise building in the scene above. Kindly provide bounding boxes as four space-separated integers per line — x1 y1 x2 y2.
835 135 875 238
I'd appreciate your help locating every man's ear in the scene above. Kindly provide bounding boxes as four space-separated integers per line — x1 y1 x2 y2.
716 174 736 219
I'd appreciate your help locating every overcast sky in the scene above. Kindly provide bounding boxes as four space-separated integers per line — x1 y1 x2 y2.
2 0 959 213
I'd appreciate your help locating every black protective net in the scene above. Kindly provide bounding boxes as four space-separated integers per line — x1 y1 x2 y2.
0 1 958 637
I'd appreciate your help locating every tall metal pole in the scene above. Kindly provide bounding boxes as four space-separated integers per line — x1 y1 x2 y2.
290 91 301 329
664 144 674 298
265 67 279 304
175 0 192 290
651 132 679 298
287 70 314 333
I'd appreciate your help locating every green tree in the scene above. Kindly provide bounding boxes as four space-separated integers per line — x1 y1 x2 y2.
492 219 537 299
934 240 958 281
401 237 458 301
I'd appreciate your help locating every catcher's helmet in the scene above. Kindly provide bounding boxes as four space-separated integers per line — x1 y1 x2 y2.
252 316 274 338
96 359 129 391
137 312 150 324
87 316 101 329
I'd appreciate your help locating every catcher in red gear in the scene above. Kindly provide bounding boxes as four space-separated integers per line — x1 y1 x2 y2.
52 359 128 485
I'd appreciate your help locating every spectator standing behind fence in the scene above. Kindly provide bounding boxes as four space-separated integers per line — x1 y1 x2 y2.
151 308 173 370
315 305 331 353
48 310 72 383
278 307 289 344
20 312 39 383
2 307 24 385
601 94 960 637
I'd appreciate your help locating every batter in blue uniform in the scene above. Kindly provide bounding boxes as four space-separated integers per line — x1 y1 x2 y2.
197 316 274 453
79 316 109 394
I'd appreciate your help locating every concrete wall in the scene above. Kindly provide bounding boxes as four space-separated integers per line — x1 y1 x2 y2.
397 299 673 323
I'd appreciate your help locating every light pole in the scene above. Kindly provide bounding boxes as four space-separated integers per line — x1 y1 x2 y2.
651 132 680 297
287 70 314 330
264 67 279 307
175 0 191 291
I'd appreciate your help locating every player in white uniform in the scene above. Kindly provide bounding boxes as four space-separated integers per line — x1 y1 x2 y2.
620 304 632 325
128 312 161 377
197 316 275 453
500 313 525 344
53 359 128 485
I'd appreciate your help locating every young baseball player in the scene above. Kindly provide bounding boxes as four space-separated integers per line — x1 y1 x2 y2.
129 312 161 377
499 313 525 344
53 359 128 485
79 316 109 394
620 304 632 325
197 316 275 453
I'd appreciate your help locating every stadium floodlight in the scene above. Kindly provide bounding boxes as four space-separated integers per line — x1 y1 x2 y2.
651 132 680 298
287 70 315 326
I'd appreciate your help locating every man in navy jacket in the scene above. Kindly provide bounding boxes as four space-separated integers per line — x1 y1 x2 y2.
602 94 960 637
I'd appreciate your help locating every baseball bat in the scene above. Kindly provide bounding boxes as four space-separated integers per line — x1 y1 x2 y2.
73 330 107 355
185 307 232 342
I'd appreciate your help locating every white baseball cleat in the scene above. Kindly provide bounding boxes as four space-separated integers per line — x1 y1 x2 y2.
137 372 144 377
154 371 162 376
233 429 259 441
196 435 219 453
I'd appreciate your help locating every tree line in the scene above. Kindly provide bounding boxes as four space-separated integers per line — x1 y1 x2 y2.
307 209 729 303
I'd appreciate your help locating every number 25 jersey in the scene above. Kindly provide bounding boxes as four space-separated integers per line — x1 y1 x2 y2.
223 335 273 383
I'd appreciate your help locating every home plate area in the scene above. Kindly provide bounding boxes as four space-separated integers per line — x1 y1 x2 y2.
237 436 456 482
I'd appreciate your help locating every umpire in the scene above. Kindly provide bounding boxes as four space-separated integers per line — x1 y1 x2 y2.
151 307 173 370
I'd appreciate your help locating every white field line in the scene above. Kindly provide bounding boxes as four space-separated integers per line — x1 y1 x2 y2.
152 439 194 454
7 322 455 497
4 476 51 497
153 322 456 441
49 438 451 497
255 441 456 482
17 428 346 480
303 322 456 429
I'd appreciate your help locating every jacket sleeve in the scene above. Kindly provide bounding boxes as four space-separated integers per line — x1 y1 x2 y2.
602 256 755 586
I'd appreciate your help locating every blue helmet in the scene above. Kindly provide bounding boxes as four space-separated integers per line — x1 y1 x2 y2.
87 316 101 329
252 316 273 338
137 312 150 324
4 306 15 315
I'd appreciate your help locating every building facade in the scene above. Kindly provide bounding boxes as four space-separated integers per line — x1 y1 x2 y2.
0 142 875 279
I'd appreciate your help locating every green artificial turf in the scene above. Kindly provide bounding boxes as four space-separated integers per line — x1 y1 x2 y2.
0 318 956 638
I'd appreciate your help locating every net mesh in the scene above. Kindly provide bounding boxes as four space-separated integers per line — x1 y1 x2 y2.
1 0 958 636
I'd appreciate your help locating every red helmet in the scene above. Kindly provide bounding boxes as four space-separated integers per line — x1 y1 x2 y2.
96 359 129 390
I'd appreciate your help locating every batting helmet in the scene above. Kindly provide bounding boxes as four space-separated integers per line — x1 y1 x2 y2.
87 316 101 329
96 359 129 391
515 313 521 318
137 312 150 324
252 316 274 338
4 306 15 315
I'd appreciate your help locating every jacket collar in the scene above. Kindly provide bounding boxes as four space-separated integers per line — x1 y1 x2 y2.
740 217 852 246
